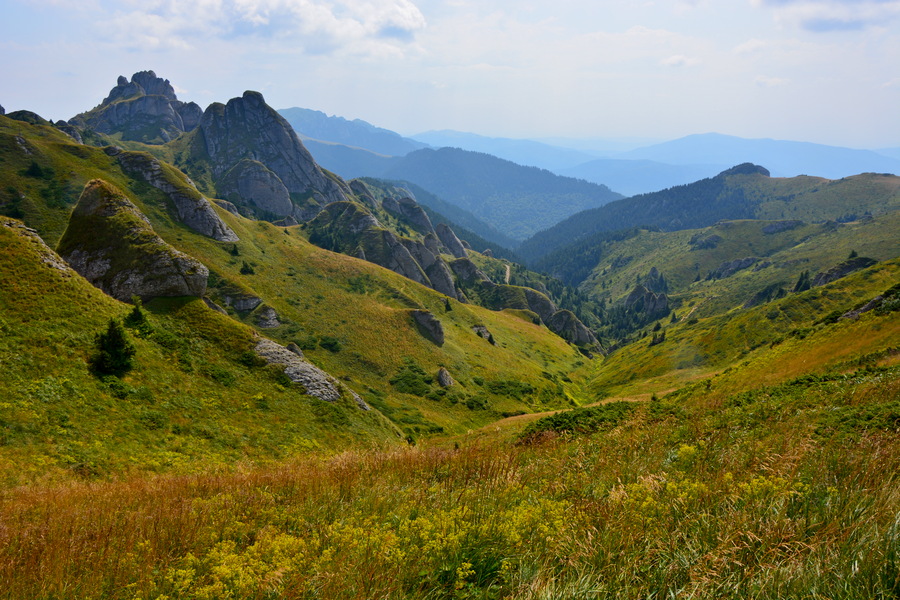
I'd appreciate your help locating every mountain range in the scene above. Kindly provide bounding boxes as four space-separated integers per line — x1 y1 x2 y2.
1 69 899 600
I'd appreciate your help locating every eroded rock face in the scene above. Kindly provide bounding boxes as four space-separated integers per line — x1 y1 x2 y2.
813 256 878 287
624 284 669 318
116 151 238 242
411 310 444 345
70 71 202 143
435 223 468 258
253 338 370 409
449 258 491 285
196 90 349 221
384 197 434 234
57 179 208 302
547 310 600 348
218 159 293 218
2 218 74 276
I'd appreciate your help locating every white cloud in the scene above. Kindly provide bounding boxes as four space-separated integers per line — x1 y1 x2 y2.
96 0 427 54
751 0 900 32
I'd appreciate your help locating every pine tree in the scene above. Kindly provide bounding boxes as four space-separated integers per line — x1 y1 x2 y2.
91 318 136 376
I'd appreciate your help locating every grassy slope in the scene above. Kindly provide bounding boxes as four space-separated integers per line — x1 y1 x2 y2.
581 214 900 317
0 116 589 485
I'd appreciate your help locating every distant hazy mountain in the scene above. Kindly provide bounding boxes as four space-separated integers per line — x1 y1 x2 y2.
279 107 427 156
411 130 598 171
877 147 900 161
380 148 622 241
620 133 900 178
300 142 622 242
558 159 724 197
518 163 900 267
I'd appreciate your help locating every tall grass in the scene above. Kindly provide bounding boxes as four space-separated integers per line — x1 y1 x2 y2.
3 366 898 599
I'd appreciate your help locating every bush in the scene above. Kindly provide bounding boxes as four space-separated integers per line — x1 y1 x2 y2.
90 319 136 376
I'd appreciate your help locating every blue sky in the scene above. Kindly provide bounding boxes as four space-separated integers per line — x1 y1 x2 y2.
1 0 898 148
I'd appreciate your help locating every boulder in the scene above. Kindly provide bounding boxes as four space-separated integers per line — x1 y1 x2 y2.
411 310 444 345
437 367 454 387
57 179 208 302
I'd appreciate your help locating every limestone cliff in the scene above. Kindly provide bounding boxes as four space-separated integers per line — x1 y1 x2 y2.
57 179 208 302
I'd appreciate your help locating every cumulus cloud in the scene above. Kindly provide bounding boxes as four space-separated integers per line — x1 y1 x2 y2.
751 0 900 32
660 54 700 67
97 0 427 53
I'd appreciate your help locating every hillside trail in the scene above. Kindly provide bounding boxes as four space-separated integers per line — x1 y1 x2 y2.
504 264 511 284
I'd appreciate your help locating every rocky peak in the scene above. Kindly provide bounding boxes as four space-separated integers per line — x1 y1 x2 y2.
71 71 202 143
57 179 208 302
196 91 349 221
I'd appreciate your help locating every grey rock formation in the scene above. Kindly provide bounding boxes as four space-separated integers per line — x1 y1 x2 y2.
196 90 349 221
70 71 202 143
437 367 454 387
435 223 468 258
400 238 458 298
54 120 83 144
218 159 293 218
349 179 379 210
840 295 884 320
449 258 492 285
411 310 444 345
482 248 493 258
624 284 669 318
639 267 668 294
813 256 878 287
523 288 558 323
0 104 4 115
221 291 263 312
472 325 495 344
254 338 341 402
707 257 758 280
762 220 804 235
384 197 434 234
423 233 442 255
116 151 238 242
255 305 281 328
57 179 208 302
547 310 600 348
202 297 228 314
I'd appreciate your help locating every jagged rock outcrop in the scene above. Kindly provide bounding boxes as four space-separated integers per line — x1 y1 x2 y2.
639 267 668 294
349 179 379 210
70 71 202 143
547 310 600 348
449 258 492 285
116 151 238 242
0 104 4 116
308 201 463 300
762 220 804 235
707 257 758 280
384 197 434 234
221 292 263 312
254 338 359 404
57 179 208 302
624 284 669 319
483 248 493 258
54 120 83 144
195 90 349 221
472 325 495 344
437 367 454 387
435 223 468 258
424 233 442 255
254 305 281 328
523 288 558 324
812 256 878 287
411 310 444 345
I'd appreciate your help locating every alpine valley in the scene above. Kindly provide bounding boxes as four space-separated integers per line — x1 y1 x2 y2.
1 71 898 600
